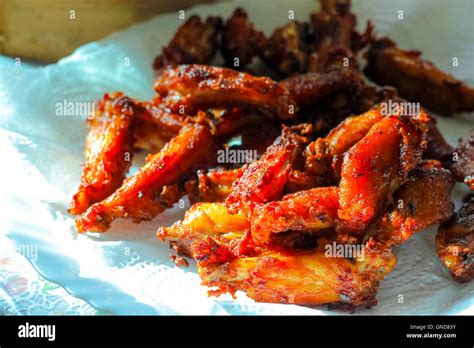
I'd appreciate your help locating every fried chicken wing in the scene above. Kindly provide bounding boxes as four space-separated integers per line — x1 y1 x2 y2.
157 202 251 257
304 107 384 181
364 38 474 115
221 8 267 69
185 167 243 204
338 113 428 230
285 168 330 193
262 21 310 77
251 187 339 245
309 0 372 72
206 107 265 138
133 101 186 152
69 93 137 215
136 105 268 152
450 130 474 190
436 195 473 283
153 15 222 71
423 116 455 164
225 125 310 216
154 65 296 119
280 68 364 110
370 160 455 247
76 122 216 232
199 238 396 307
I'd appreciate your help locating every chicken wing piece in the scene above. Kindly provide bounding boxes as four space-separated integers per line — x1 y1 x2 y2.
370 160 455 247
154 65 296 119
251 187 339 245
153 15 222 71
133 101 186 152
436 195 474 283
199 238 396 307
75 122 216 232
221 8 267 69
69 93 137 215
206 107 266 138
309 0 373 72
364 38 474 116
185 167 243 204
135 105 266 152
285 168 330 193
225 125 311 216
423 116 454 165
450 130 474 190
304 107 384 181
422 119 473 189
157 202 251 258
280 68 364 110
338 113 428 230
261 21 310 77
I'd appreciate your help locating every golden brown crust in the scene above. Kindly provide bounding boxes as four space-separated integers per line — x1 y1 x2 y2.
157 202 251 257
338 113 428 230
436 196 474 283
423 116 455 164
225 126 310 216
221 8 267 69
364 38 474 115
450 130 474 190
185 167 243 204
371 160 455 247
69 92 137 215
262 21 310 76
75 123 216 232
154 65 296 119
199 238 396 307
309 0 373 72
251 187 339 245
133 101 186 152
304 107 384 181
280 68 364 110
153 15 222 71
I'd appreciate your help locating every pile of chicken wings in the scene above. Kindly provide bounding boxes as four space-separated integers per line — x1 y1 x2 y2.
70 0 474 310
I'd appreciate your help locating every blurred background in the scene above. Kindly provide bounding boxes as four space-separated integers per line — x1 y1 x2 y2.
0 0 214 62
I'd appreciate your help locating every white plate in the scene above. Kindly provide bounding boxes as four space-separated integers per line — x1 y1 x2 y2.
0 0 473 315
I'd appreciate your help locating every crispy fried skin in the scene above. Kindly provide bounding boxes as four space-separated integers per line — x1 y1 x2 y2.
185 167 243 204
262 21 310 76
76 123 216 232
370 161 455 247
423 116 455 165
158 198 395 307
133 101 186 152
338 113 428 230
436 196 474 283
154 65 296 119
199 238 396 307
225 126 310 216
280 68 364 110
450 130 474 190
136 106 267 152
304 107 384 181
365 38 474 115
157 202 251 257
69 93 137 215
221 8 267 68
309 0 372 72
153 15 222 71
251 187 339 244
285 169 329 193
206 107 265 137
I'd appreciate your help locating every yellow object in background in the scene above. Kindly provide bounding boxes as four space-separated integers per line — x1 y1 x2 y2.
0 0 213 62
